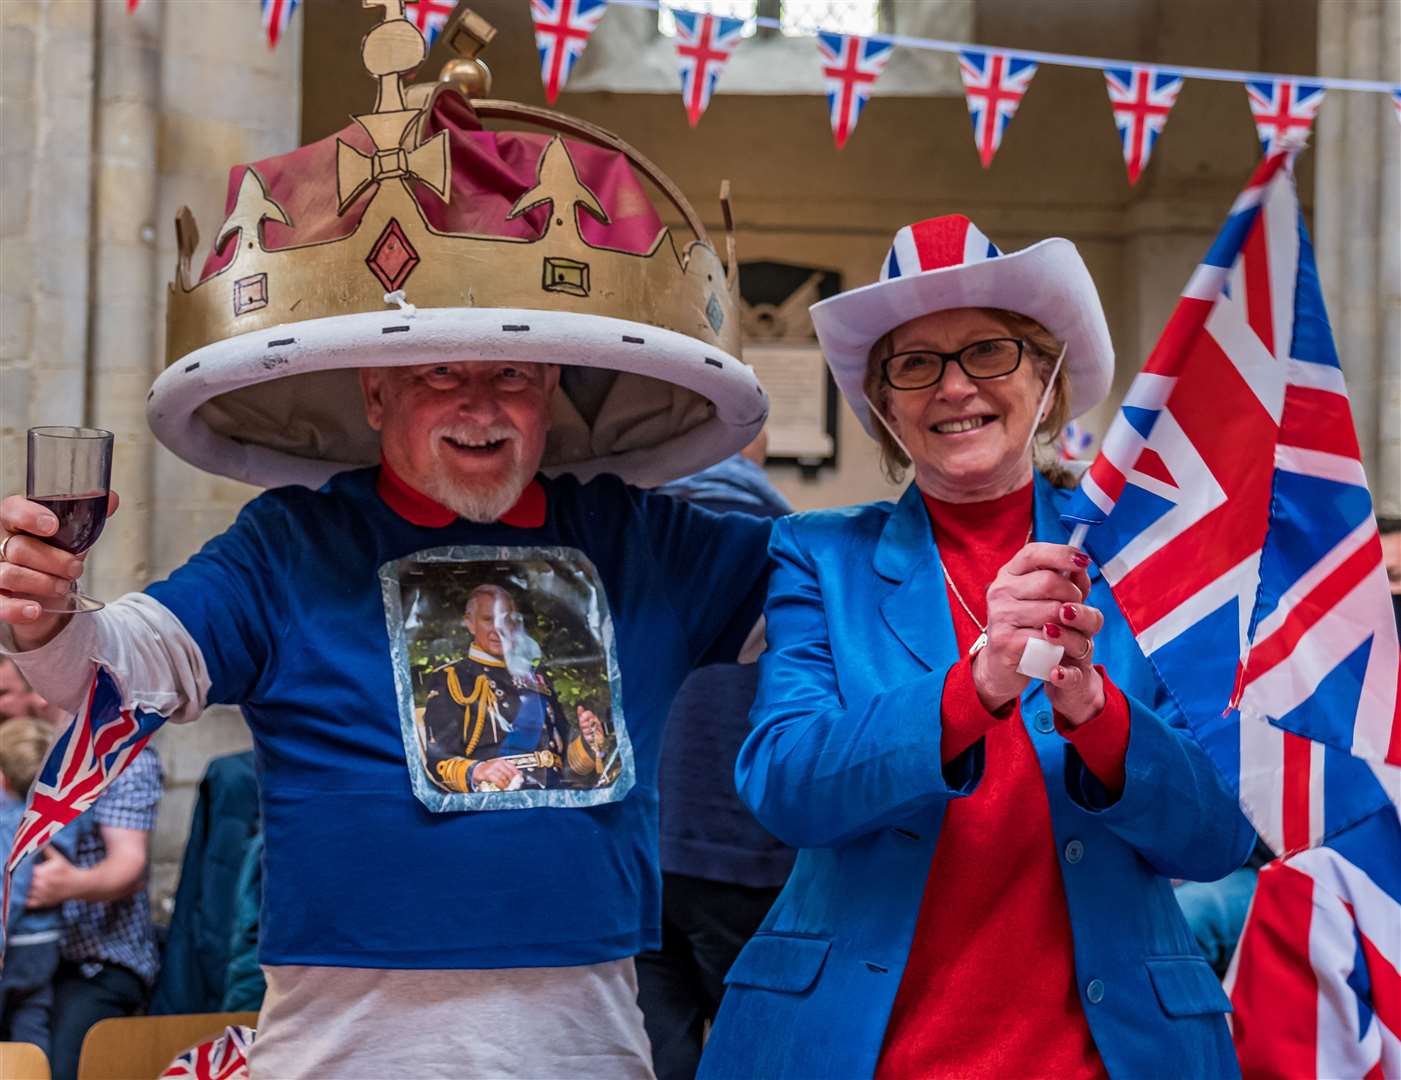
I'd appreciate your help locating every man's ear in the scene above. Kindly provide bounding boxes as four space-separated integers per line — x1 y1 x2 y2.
361 368 385 432
540 363 562 398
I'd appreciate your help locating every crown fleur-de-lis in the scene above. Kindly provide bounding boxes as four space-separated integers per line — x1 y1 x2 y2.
508 137 610 233
216 168 292 255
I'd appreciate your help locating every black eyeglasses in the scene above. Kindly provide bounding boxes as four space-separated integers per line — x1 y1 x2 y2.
881 337 1026 390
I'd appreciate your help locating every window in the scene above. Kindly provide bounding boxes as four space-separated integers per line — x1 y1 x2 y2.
657 0 880 38
780 0 880 36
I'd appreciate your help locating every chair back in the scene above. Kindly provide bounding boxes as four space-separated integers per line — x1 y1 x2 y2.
76 1012 257 1080
0 1043 50 1080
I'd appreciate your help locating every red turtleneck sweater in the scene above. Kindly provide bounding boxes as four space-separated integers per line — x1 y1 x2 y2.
874 482 1129 1080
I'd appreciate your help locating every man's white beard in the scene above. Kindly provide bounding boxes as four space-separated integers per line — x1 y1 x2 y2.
422 422 536 523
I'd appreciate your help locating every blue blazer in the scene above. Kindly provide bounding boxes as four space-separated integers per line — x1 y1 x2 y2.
699 477 1255 1080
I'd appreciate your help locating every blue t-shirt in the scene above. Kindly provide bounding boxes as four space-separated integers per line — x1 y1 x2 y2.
146 468 772 970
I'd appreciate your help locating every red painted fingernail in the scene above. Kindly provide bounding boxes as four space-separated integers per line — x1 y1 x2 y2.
1052 667 1065 682
1073 552 1090 568
1061 603 1078 621
1043 622 1061 639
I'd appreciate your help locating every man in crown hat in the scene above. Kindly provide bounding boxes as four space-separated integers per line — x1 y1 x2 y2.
0 8 773 1077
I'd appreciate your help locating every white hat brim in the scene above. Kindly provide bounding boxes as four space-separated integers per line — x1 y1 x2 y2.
809 238 1114 437
148 307 768 490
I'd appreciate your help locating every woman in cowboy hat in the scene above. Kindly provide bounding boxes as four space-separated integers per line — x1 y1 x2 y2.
698 216 1254 1080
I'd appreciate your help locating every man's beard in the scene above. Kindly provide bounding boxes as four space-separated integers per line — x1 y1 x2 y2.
421 421 535 523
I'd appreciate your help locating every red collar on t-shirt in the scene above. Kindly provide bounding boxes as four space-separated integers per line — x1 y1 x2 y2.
375 458 547 529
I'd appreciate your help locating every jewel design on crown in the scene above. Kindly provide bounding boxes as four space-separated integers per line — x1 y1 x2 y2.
165 0 740 367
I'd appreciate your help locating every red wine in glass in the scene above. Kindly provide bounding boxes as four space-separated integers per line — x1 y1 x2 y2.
26 426 114 613
28 493 110 555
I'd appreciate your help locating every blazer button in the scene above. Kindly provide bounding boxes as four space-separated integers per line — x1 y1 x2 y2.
1064 839 1084 864
1086 978 1105 1004
1033 710 1055 734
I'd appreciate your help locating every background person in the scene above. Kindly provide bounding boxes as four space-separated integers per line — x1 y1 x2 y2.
0 716 76 1058
700 216 1255 1080
636 435 795 1080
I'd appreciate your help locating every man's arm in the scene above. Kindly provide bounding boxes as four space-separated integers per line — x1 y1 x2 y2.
26 826 148 907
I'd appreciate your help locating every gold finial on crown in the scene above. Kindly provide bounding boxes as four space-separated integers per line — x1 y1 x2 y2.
336 0 450 212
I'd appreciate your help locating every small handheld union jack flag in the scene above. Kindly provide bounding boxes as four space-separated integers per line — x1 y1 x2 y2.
1246 79 1326 156
159 1025 255 1080
816 32 893 150
957 50 1038 169
1 669 165 953
1392 88 1401 126
405 0 456 49
260 0 300 51
530 0 608 105
673 10 747 128
1058 420 1095 461
1103 66 1183 185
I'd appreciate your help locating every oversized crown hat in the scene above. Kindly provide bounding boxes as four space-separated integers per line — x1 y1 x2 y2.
150 3 766 489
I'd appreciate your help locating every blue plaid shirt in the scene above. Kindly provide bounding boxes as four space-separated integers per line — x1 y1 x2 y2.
61 747 162 985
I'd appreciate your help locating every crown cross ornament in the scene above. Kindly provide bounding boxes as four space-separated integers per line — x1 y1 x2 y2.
153 6 764 491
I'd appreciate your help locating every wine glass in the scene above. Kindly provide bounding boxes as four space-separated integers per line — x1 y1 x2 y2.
26 426 114 613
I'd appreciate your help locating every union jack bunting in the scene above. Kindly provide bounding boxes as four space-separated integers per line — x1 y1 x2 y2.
159 1025 256 1080
260 0 299 51
957 50 1038 168
405 0 456 49
1 669 166 951
673 10 747 128
816 32 893 150
1061 148 1400 855
1227 800 1401 1076
1058 420 1095 461
1245 79 1326 156
1103 66 1183 185
530 0 607 105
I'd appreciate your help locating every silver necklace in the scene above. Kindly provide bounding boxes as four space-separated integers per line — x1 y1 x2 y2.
940 526 1033 657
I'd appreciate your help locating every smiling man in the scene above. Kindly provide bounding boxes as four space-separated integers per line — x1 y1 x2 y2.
0 14 771 1079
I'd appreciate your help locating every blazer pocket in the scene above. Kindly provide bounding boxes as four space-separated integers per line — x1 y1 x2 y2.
725 933 832 994
1144 956 1233 1017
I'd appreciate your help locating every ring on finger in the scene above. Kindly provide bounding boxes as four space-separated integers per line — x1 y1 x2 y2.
0 534 14 562
1074 637 1092 661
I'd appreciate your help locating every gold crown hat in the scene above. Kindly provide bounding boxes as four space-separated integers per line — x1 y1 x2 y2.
149 3 766 490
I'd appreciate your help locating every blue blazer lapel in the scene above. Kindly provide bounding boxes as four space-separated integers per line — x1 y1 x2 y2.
875 485 961 673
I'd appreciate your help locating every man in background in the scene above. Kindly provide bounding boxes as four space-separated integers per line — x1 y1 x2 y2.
636 436 796 1080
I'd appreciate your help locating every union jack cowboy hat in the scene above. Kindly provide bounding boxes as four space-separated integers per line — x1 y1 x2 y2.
809 215 1114 438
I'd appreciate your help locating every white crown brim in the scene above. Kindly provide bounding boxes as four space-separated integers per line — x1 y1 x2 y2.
148 306 768 489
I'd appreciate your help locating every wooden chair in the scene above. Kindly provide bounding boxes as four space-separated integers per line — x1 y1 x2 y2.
0 1043 51 1080
76 1012 257 1080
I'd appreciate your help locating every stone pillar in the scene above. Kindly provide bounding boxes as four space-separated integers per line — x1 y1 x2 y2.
1315 0 1401 516
0 1 98 501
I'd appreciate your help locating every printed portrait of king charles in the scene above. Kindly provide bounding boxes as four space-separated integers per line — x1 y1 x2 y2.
421 583 617 793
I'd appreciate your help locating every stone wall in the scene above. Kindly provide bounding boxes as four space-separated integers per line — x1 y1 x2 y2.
0 0 300 915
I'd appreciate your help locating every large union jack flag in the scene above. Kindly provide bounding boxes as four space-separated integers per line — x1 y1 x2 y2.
957 50 1038 168
405 0 456 49
1103 65 1183 186
159 1025 256 1080
530 0 607 105
1062 146 1400 855
673 10 746 128
816 32 892 151
1 668 165 949
1246 79 1326 156
259 0 299 51
1227 798 1401 1076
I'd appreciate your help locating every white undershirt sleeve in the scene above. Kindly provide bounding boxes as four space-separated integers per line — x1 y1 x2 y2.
0 593 211 723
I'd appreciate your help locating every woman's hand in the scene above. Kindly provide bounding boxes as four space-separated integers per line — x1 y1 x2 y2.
970 542 1104 723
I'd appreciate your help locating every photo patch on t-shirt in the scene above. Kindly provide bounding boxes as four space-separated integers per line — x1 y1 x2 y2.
379 546 632 812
